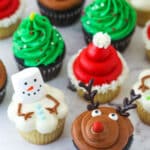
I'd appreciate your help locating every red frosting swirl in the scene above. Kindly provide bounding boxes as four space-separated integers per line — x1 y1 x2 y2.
73 43 123 85
0 0 19 19
147 25 150 40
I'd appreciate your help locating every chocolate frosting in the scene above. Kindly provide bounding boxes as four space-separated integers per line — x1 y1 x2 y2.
38 0 82 11
72 107 133 150
0 60 7 89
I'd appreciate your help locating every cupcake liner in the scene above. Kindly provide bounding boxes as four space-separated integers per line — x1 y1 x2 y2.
14 49 65 82
136 9 150 26
19 119 65 145
82 28 135 52
0 86 6 104
37 1 85 26
72 135 133 150
146 49 150 60
136 101 150 125
0 19 21 39
77 86 120 104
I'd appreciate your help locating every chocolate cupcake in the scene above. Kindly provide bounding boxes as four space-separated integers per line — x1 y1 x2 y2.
81 0 137 51
0 60 7 103
71 86 141 150
12 13 65 81
37 0 85 26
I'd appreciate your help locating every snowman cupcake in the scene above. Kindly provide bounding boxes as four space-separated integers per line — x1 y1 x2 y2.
8 68 68 144
133 70 150 125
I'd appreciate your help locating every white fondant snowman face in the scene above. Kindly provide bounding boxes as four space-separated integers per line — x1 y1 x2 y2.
11 68 46 104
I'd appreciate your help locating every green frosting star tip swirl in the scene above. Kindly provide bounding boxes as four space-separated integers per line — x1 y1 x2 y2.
13 13 65 67
81 0 137 41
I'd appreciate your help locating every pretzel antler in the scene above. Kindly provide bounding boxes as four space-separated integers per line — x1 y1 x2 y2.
116 90 141 117
79 79 100 111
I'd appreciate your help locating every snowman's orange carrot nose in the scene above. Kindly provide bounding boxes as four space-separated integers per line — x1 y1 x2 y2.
27 86 34 91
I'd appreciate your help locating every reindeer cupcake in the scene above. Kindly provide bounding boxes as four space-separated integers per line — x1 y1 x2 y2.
71 79 141 150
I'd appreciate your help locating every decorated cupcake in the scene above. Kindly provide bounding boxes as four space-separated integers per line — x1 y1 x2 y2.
0 60 7 103
0 0 24 39
8 68 68 144
81 0 137 51
143 21 150 60
68 32 128 104
133 70 150 125
12 13 65 81
37 0 85 26
71 85 141 150
127 0 150 26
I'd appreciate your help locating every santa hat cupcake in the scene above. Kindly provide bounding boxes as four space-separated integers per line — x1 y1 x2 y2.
0 0 24 39
143 21 150 60
68 32 129 103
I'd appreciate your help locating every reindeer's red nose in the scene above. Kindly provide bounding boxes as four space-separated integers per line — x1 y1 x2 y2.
27 86 34 91
92 121 104 133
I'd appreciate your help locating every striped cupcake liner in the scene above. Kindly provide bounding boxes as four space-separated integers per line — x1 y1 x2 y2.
37 1 85 26
15 49 65 82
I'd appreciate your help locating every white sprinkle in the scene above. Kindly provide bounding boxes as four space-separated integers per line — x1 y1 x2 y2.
101 3 104 7
56 33 59 37
86 21 90 25
23 45 27 48
51 42 54 45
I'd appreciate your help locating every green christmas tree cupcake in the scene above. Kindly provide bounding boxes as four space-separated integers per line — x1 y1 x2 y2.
81 0 137 51
12 13 65 81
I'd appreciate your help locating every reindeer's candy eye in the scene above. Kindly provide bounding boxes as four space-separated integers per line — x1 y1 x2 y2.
92 109 101 117
108 113 118 121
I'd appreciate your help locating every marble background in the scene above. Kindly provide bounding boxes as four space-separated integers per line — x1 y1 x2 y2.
0 0 150 150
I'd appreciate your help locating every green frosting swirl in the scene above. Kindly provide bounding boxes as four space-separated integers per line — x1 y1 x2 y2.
13 14 65 66
81 0 137 40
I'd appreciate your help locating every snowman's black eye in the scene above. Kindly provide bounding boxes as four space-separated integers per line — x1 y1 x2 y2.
24 82 28 85
28 93 30 96
34 79 37 82
22 91 25 94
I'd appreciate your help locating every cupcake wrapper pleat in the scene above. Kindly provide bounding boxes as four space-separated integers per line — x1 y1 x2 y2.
19 119 65 145
37 1 85 26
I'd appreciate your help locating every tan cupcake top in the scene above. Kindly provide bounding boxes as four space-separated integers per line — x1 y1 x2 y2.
38 0 83 11
0 60 7 89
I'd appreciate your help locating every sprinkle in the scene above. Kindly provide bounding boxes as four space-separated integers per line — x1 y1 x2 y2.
59 37 62 40
40 48 43 51
51 42 54 45
56 33 59 37
40 32 44 36
30 31 33 35
36 59 40 62
86 21 90 25
23 45 27 48
112 27 116 31
125 19 128 23
146 96 150 101
29 12 36 21
101 3 104 7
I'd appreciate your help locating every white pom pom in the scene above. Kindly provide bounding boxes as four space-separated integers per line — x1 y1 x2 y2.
93 32 111 49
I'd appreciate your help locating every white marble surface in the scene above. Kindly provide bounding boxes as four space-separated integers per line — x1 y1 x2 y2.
0 0 150 150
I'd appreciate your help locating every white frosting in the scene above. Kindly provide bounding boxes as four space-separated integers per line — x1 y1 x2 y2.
143 21 150 50
93 32 111 49
0 0 24 28
133 69 150 113
67 50 129 94
8 84 68 134
127 0 150 11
